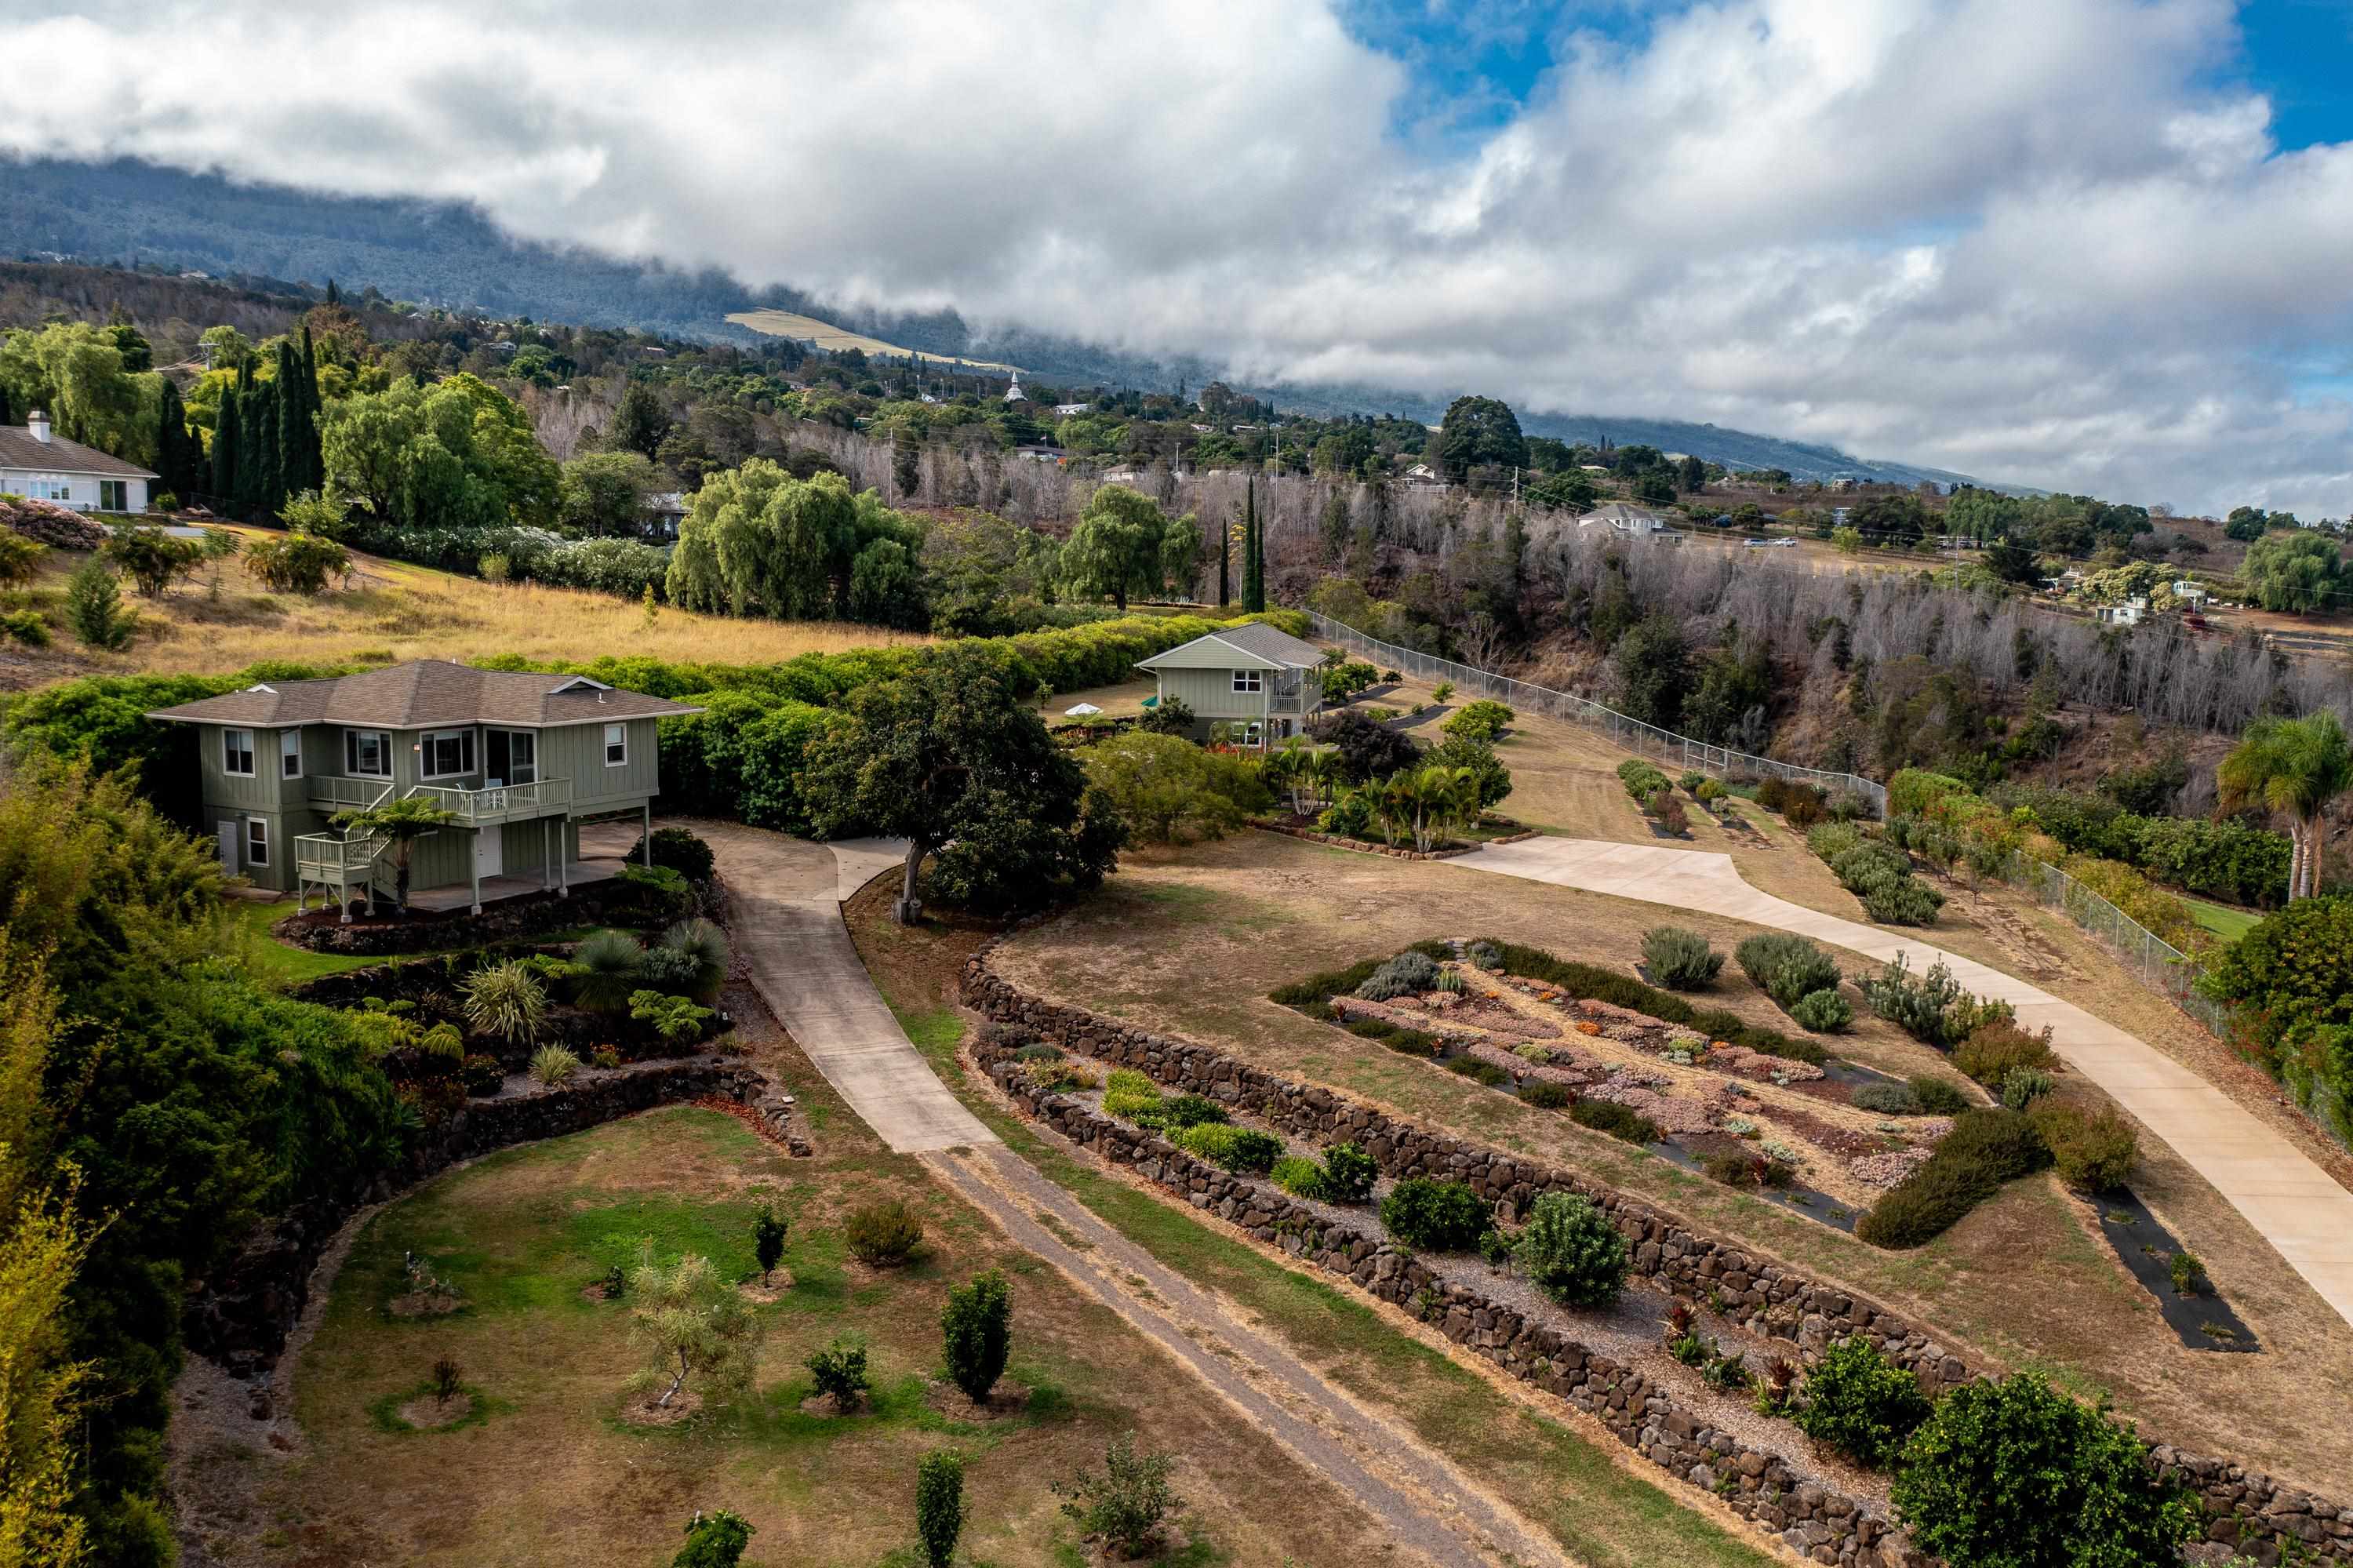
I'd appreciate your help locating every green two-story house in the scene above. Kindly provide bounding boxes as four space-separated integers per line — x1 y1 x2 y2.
147 661 703 917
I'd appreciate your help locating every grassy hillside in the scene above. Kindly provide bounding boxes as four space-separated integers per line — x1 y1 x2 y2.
726 308 1018 371
1 530 923 691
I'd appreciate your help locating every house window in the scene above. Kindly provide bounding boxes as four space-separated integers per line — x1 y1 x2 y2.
278 729 302 780
21 476 71 503
221 727 255 777
421 729 477 780
99 479 126 511
489 729 536 786
603 722 627 766
1231 670 1263 693
345 729 392 777
245 817 269 868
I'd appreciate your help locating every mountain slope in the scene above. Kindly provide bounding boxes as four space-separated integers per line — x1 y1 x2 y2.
2 155 1985 485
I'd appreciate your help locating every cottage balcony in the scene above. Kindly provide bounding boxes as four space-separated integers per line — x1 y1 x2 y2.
304 775 573 825
293 831 382 886
1268 678 1316 714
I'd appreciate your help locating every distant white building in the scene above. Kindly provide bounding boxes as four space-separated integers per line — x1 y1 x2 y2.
1100 464 1147 485
1577 500 1674 538
2171 580 2210 607
2097 598 2148 628
0 412 155 512
1401 463 1447 489
1053 402 1089 418
1002 373 1027 403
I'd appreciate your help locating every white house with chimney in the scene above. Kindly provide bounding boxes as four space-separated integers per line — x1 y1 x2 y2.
0 410 156 512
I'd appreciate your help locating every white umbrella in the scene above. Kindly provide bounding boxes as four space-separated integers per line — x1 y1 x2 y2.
1063 703 1104 717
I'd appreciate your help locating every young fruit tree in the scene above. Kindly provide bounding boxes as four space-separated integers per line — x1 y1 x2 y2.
671 1509 755 1568
628 1249 763 1410
940 1269 1013 1403
751 1204 788 1287
915 1448 965 1568
1056 1432 1186 1558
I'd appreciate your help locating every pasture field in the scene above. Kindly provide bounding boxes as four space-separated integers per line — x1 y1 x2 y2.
726 309 1019 373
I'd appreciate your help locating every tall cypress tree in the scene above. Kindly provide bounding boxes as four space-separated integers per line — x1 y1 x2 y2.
275 341 304 508
1242 478 1266 613
211 390 239 504
296 326 323 492
1217 500 1231 607
155 379 195 499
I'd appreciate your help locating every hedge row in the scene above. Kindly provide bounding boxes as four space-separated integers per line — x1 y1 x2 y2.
0 609 1309 831
1992 783 2290 908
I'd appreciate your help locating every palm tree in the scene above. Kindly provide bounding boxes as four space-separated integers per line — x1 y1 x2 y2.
2217 711 2353 901
330 793 461 914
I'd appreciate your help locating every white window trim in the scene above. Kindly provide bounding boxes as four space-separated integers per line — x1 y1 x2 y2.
420 727 478 781
221 727 256 777
345 729 393 779
278 729 302 780
244 817 269 868
1231 669 1264 693
603 722 628 767
493 727 538 786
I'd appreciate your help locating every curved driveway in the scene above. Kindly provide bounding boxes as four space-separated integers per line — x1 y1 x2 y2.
1454 836 2353 1330
699 822 997 1153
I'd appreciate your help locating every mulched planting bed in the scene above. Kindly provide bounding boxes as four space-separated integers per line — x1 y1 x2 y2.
2095 1189 2261 1354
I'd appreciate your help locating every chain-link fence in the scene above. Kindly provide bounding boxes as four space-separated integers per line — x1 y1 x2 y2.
1306 610 2243 1035
1306 611 1889 818
1987 850 2231 1033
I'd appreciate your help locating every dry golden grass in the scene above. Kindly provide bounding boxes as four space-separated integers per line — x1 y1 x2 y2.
7 532 926 687
993 831 2353 1493
724 309 1019 373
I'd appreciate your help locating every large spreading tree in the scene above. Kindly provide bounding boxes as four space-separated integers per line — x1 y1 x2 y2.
1434 395 1528 483
1060 484 1169 611
802 648 1126 922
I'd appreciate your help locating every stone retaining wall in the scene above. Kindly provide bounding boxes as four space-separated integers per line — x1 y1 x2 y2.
963 938 2353 1565
184 1053 802 1385
980 1046 1912 1566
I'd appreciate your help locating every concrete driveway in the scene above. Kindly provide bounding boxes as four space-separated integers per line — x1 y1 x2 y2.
1454 835 2353 1330
698 824 996 1154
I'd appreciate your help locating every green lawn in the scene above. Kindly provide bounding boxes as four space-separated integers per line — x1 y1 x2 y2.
2184 897 2261 944
223 897 384 983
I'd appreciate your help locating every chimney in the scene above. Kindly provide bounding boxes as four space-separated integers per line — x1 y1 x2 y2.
26 409 49 444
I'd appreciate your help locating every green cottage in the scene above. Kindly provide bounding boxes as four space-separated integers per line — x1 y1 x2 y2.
146 660 704 916
1133 620 1326 748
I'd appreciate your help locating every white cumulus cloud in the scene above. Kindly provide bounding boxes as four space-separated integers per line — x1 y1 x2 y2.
5 0 2352 515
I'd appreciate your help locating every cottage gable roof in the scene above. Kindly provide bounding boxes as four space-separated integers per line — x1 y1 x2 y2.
1135 620 1325 673
0 424 157 479
144 660 704 729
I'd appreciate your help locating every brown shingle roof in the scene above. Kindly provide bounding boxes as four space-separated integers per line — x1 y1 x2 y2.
0 424 157 479
145 661 704 728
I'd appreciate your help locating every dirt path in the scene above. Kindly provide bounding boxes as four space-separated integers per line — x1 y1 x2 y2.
931 1143 1568 1568
705 821 1569 1568
1456 835 2353 1332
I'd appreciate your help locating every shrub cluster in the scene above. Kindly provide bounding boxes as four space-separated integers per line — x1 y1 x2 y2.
1951 1018 2058 1091
1616 759 1671 803
1355 950 1442 1001
1808 821 1946 925
1788 988 1852 1032
844 1199 925 1266
1514 1191 1629 1307
1640 926 1723 989
2030 1100 2139 1191
1994 781 2290 908
1571 1097 1660 1144
1791 1337 1933 1468
1856 1108 2053 1248
1380 1177 1490 1251
1858 954 2013 1050
1757 774 1830 827
1440 698 1514 741
2197 893 2353 1144
1172 1122 1284 1175
1733 933 1842 1008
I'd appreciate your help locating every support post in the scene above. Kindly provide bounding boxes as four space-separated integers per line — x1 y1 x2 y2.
642 802 653 866
559 824 569 897
541 817 551 891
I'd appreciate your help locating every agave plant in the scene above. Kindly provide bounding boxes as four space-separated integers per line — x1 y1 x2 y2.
461 960 549 1046
571 928 646 1011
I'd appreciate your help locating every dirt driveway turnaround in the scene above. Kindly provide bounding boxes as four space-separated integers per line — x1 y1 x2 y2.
1454 835 2353 1332
699 823 997 1154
